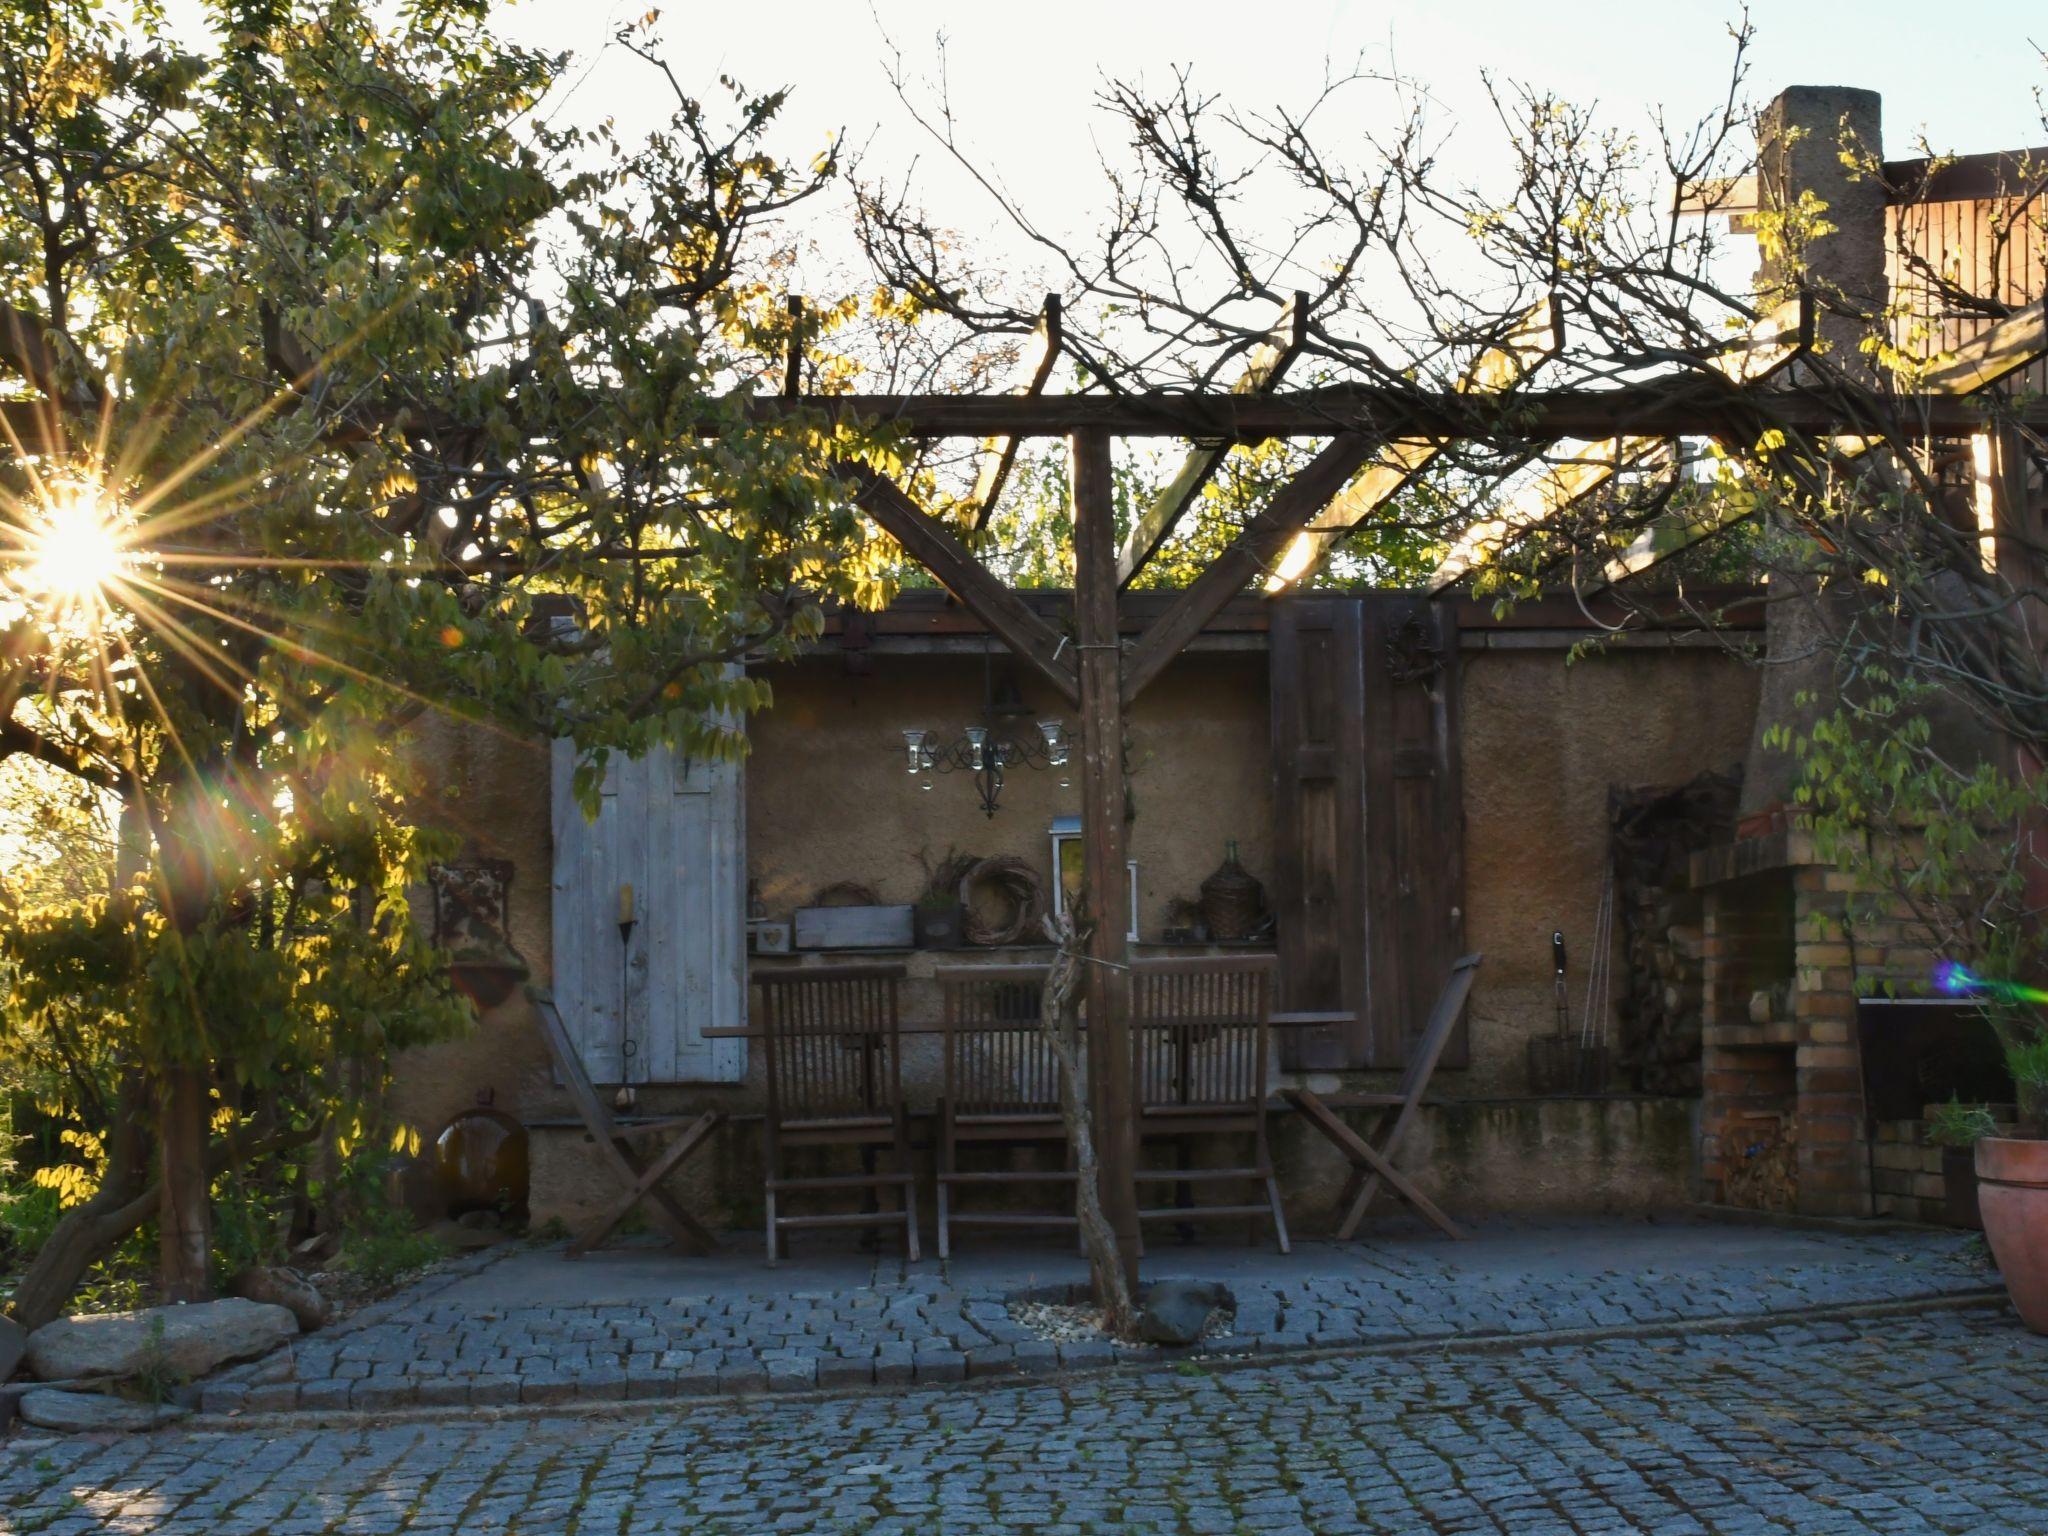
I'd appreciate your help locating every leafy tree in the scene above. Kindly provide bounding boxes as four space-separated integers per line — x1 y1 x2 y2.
1785 675 2048 1134
0 0 885 1321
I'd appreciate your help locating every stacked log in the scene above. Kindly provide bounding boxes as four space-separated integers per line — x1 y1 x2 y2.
1609 768 1741 1094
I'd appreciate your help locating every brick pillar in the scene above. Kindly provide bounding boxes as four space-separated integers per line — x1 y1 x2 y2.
1793 863 1872 1215
1739 86 1887 817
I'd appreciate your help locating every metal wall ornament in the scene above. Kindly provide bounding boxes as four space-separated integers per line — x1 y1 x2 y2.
903 719 1071 817
429 858 530 1008
899 651 1074 817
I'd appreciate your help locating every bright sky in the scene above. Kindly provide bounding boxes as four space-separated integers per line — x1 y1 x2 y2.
491 0 2048 258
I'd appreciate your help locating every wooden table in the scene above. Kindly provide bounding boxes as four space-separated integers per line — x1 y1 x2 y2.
702 1009 1353 1039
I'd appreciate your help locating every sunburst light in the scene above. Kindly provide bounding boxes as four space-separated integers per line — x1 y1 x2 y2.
25 484 127 599
7 476 135 625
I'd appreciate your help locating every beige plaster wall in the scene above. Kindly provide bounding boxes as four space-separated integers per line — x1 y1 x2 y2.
746 651 1271 946
1457 645 1760 1092
393 636 1756 1221
386 715 555 1140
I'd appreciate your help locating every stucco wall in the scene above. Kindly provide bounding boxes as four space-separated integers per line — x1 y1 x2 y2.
386 717 555 1138
747 651 1271 947
1457 644 1759 1093
393 633 1755 1224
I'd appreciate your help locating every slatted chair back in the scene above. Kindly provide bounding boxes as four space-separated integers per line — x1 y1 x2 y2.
755 964 906 1127
938 965 1063 1119
1130 954 1277 1115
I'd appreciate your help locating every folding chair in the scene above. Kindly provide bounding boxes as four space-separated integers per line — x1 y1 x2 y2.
527 986 724 1258
934 964 1078 1259
1283 951 1483 1241
755 964 920 1266
1130 954 1290 1253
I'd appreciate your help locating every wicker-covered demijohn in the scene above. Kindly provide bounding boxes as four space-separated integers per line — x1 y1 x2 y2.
1199 840 1265 942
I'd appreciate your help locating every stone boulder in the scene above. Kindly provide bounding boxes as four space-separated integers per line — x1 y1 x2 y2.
1137 1279 1234 1346
18 1388 190 1434
0 1313 26 1382
27 1298 298 1383
230 1266 330 1332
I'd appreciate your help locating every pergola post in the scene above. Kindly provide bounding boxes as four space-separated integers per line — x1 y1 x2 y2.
1071 427 1143 1296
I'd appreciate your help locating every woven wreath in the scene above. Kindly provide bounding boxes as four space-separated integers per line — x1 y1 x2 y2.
957 855 1045 946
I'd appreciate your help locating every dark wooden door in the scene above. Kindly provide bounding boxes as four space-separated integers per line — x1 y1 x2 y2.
1270 593 1466 1069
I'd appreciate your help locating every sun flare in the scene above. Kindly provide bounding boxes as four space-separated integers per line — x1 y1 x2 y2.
21 484 130 604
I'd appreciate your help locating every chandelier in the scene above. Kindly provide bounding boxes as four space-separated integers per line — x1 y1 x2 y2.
902 668 1071 818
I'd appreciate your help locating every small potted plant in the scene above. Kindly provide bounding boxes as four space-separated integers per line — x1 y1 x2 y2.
1925 1098 1998 1229
913 849 975 951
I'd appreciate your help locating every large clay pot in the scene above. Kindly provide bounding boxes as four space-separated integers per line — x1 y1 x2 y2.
1977 1136 2048 1333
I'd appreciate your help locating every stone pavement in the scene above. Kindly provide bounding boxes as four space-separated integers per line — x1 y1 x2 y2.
192 1218 1997 1414
5 1304 2046 1533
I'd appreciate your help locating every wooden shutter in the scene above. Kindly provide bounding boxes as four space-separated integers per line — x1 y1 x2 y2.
550 740 746 1086
1270 593 1466 1069
1270 599 1368 1068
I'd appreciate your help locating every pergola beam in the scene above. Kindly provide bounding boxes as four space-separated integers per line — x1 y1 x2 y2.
1120 432 1380 705
1588 496 1755 591
1115 293 1308 588
1259 298 1562 594
1424 438 1668 595
844 465 1080 706
968 295 1063 530
1918 297 2048 395
1422 297 1804 596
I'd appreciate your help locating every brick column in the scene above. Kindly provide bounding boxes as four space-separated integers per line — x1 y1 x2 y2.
1739 86 1887 818
1792 863 1871 1215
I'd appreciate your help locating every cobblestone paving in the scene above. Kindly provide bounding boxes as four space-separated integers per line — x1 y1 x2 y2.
198 1225 1994 1413
6 1306 2046 1533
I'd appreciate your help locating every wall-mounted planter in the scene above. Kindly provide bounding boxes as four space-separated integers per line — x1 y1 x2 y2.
449 953 530 1009
794 903 915 951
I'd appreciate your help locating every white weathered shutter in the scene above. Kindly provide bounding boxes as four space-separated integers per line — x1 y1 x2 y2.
549 737 746 1085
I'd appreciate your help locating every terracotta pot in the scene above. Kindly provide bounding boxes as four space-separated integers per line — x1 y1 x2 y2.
449 957 528 1009
1976 1136 2048 1333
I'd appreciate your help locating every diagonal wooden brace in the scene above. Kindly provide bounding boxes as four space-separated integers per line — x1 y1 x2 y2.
569 1110 725 1259
1283 1087 1466 1242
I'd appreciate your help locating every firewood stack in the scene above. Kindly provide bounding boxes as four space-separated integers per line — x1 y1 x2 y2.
1608 769 1741 1094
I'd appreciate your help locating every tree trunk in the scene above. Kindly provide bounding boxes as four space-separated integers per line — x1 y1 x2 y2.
6 1076 153 1331
6 1094 325 1328
157 1065 212 1302
1070 427 1143 1303
1037 915 1137 1337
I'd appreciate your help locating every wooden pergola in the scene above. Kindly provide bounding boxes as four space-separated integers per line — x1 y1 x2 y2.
745 293 2048 1292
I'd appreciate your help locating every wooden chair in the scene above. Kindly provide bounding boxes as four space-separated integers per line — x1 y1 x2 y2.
1283 951 1483 1241
934 964 1078 1259
1130 954 1290 1253
526 986 724 1258
754 964 920 1265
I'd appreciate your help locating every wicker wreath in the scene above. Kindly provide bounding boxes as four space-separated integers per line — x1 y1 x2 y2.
957 855 1045 947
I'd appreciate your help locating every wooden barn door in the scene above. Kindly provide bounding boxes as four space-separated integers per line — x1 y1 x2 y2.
1270 593 1467 1070
550 740 747 1085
